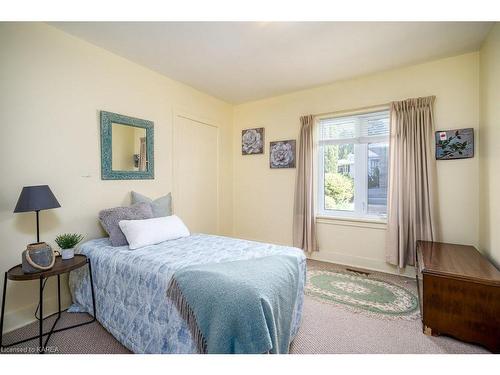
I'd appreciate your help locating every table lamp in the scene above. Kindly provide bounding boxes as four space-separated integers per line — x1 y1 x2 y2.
14 185 61 243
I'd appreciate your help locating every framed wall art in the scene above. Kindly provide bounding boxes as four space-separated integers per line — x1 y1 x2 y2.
435 128 474 160
241 128 264 155
269 140 296 169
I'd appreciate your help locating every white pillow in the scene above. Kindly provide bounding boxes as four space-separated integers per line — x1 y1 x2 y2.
118 215 190 250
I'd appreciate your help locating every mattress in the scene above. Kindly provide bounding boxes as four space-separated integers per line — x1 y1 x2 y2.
68 233 306 353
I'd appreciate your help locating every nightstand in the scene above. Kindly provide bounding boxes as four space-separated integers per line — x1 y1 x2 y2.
0 254 97 354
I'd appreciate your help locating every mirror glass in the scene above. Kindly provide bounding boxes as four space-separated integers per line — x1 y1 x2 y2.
111 123 148 171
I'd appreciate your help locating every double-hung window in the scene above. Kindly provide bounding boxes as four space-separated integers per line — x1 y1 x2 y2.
317 109 390 220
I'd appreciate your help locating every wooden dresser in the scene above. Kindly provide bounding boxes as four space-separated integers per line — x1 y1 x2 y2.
415 241 500 353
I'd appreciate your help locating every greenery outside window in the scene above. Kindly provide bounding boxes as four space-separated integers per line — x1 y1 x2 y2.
317 109 390 220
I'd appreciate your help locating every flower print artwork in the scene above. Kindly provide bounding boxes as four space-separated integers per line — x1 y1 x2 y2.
241 128 264 155
270 140 296 168
435 128 474 160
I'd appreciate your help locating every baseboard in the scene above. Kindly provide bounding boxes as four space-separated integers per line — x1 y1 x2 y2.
2 295 72 334
308 251 416 278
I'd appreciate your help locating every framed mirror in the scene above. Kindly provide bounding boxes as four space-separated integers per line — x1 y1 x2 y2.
100 111 154 180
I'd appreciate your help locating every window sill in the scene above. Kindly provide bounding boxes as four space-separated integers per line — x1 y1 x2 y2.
316 215 387 230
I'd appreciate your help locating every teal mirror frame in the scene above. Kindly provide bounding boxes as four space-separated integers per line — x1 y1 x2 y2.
100 111 155 180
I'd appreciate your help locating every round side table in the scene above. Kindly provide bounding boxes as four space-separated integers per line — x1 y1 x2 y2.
0 254 96 354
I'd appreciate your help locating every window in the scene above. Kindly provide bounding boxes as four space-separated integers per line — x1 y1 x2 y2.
317 109 389 220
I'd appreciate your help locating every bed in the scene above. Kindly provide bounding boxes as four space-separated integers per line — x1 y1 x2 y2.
68 233 306 354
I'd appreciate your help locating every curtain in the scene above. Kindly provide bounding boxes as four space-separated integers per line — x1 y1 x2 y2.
386 96 438 268
293 115 318 253
139 137 147 171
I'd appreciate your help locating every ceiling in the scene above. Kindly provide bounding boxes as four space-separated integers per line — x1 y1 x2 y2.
51 22 493 104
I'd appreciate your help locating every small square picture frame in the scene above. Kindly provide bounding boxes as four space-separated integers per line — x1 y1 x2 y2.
269 140 296 169
241 127 265 155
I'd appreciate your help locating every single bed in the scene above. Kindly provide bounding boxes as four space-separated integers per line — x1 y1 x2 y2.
68 233 306 354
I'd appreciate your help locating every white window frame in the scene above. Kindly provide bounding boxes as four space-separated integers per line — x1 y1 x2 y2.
316 107 390 221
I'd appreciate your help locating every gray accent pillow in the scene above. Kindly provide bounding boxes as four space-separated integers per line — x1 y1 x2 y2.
131 191 172 218
99 202 153 247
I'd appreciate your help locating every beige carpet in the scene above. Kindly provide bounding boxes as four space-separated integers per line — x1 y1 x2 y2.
1 261 490 354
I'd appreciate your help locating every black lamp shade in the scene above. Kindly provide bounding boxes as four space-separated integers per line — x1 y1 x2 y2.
14 185 61 213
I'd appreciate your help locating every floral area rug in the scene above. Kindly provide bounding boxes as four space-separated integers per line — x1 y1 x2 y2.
305 264 420 320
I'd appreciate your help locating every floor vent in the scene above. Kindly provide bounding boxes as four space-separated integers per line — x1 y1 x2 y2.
346 268 370 276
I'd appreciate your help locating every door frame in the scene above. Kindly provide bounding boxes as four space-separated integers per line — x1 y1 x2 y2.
172 109 221 234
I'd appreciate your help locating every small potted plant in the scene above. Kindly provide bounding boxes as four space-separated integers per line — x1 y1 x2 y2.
55 233 84 260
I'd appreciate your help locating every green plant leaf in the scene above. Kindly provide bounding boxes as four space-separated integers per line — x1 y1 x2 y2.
55 233 84 249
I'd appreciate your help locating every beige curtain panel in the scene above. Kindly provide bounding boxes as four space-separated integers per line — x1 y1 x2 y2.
386 96 438 268
293 114 318 253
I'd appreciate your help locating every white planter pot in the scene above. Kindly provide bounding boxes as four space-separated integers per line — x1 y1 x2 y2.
61 248 75 260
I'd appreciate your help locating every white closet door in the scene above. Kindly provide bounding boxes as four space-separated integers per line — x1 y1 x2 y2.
173 115 219 234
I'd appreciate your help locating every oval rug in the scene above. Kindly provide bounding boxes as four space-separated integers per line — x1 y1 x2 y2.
305 269 419 320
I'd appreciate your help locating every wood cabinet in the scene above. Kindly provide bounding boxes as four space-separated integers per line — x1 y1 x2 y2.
415 241 500 353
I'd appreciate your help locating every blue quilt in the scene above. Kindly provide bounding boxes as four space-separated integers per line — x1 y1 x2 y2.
68 234 306 354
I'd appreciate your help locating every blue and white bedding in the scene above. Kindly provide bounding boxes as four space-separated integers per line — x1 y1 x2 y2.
68 233 306 354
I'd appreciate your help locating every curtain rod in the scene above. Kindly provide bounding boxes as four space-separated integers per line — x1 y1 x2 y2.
313 102 391 118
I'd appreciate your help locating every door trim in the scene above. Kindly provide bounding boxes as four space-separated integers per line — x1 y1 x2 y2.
172 109 221 234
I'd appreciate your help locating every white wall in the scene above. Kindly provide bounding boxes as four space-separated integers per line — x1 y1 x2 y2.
479 23 500 268
0 23 233 332
233 53 480 275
